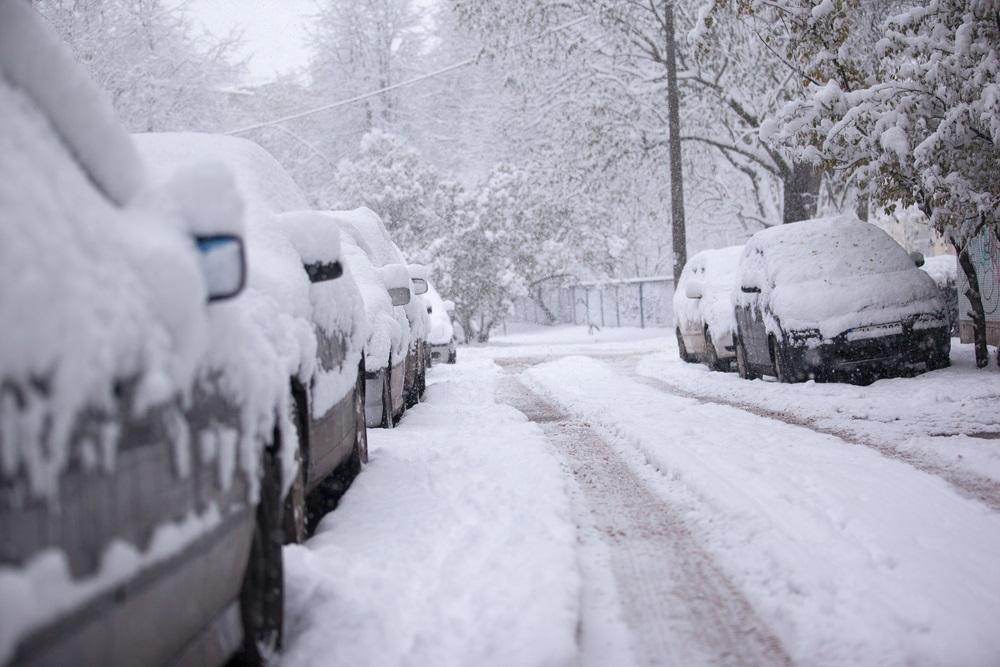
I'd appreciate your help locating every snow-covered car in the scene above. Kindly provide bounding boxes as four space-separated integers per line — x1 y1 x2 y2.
733 216 951 383
919 254 959 336
0 5 287 666
673 245 744 371
133 134 369 542
331 208 430 411
425 281 458 364
327 216 411 428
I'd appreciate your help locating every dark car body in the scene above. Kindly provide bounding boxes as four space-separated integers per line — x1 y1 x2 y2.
733 217 951 384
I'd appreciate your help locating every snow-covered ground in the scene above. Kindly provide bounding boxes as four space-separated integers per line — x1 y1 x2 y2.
282 324 1000 667
281 356 579 667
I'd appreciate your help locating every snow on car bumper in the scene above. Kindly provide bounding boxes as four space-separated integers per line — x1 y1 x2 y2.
786 323 949 375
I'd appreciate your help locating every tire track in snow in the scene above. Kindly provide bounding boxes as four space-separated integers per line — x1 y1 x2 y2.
495 368 791 667
607 359 1000 513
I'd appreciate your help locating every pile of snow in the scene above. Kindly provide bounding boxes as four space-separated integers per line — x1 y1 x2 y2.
424 281 454 346
735 216 945 338
673 245 743 350
281 358 579 667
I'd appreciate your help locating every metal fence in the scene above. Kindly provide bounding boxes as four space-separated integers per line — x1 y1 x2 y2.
510 276 675 328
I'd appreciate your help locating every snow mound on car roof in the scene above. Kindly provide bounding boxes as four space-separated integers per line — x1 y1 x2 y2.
736 216 944 338
0 1 142 206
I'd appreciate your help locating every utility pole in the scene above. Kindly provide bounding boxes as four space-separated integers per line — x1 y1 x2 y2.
664 2 687 284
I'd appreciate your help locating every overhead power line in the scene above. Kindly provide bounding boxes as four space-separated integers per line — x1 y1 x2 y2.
226 8 617 137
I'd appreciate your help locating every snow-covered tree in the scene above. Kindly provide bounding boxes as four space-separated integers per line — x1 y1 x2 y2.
332 129 442 257
34 0 243 132
767 0 1000 366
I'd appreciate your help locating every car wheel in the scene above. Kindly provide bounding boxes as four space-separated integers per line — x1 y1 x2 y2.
447 350 456 364
235 427 284 666
926 342 951 371
676 327 693 363
281 447 307 544
380 365 394 430
355 362 369 464
770 336 796 383
735 334 756 380
703 328 725 372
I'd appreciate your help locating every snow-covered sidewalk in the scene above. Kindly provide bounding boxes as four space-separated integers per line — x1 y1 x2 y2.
281 357 579 667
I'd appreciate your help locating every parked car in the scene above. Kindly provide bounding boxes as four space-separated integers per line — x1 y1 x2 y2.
330 208 430 411
132 134 370 543
673 245 744 371
733 216 951 384
0 4 284 666
329 216 411 428
425 281 458 364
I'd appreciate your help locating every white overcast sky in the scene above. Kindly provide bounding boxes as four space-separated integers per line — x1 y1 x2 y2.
187 0 315 83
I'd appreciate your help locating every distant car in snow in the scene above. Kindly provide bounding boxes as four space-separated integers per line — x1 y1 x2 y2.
325 210 413 428
0 5 283 666
673 245 744 371
425 281 458 364
133 135 371 543
331 209 431 413
733 216 951 384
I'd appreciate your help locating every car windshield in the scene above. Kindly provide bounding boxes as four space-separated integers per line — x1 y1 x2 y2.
762 219 915 285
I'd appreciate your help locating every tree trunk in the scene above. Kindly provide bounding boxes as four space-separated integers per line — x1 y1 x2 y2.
855 192 870 221
954 239 990 368
783 160 822 224
532 287 557 324
664 3 686 283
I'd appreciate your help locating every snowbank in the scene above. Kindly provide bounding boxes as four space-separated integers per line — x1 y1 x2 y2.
282 358 580 667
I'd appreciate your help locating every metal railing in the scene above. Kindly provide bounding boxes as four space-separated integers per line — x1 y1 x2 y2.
510 276 675 328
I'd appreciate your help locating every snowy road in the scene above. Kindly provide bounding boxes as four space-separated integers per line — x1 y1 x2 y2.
282 325 1000 667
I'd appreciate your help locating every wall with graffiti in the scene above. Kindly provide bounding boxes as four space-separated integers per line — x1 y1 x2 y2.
958 226 1000 346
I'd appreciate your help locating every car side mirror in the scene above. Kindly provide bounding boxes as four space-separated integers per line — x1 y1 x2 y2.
411 277 429 295
388 286 411 306
909 251 925 267
427 305 433 314
304 260 343 283
740 285 761 294
685 280 703 299
196 235 246 302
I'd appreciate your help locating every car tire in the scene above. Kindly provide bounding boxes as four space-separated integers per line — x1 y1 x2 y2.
355 362 369 464
926 342 951 371
234 427 284 666
735 334 756 380
281 448 307 544
380 364 394 430
770 336 797 383
676 327 693 363
703 328 726 372
447 350 456 365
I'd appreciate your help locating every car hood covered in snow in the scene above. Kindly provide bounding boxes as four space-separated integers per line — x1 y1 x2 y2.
771 270 945 338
